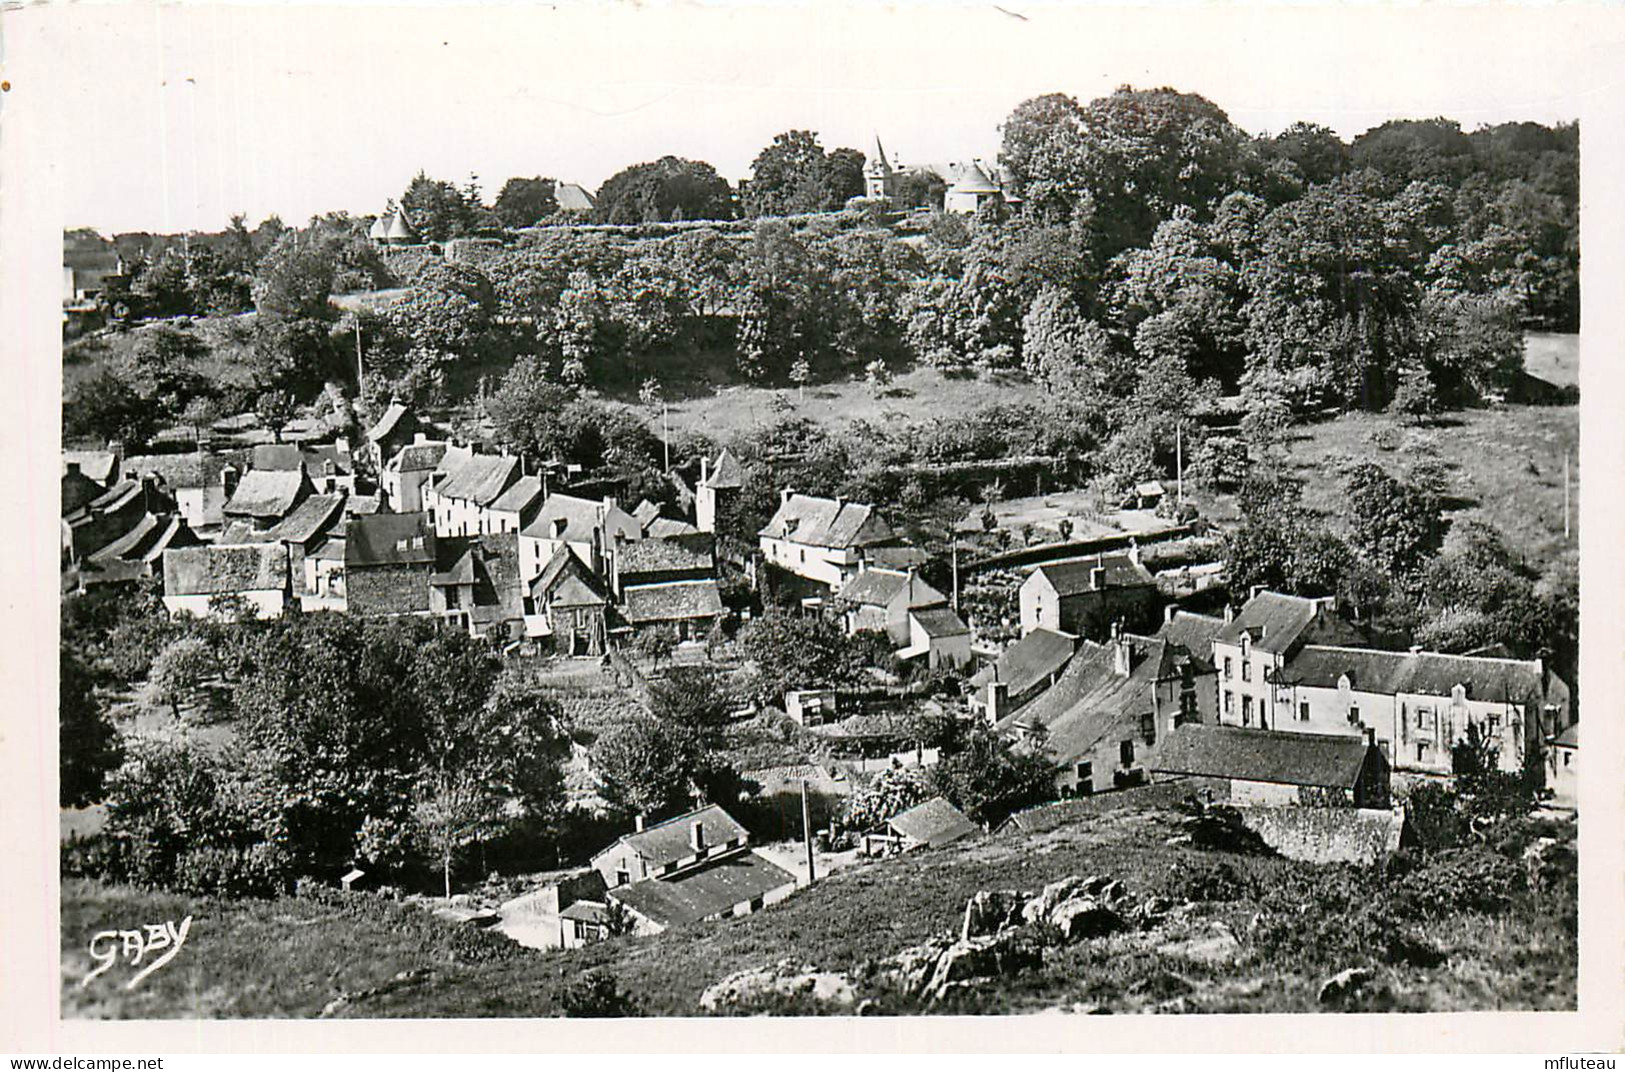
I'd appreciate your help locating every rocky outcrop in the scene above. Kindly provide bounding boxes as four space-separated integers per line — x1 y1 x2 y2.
962 889 1031 940
699 960 856 1012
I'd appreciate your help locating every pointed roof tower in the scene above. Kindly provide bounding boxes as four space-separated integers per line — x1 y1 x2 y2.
866 135 894 177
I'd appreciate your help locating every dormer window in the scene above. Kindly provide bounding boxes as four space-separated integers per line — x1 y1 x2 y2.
1240 634 1251 659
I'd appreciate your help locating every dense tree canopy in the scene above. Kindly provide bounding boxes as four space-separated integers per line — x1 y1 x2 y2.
745 131 867 216
493 176 559 229
594 156 735 224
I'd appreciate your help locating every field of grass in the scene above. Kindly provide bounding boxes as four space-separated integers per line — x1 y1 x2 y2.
62 800 1574 1019
1523 332 1580 388
1190 403 1578 573
62 314 262 396
641 364 1046 445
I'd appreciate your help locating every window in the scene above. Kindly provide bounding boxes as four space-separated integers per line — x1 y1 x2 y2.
1223 657 1233 681
445 587 461 609
615 868 630 888
1223 691 1234 715
1348 704 1359 725
1120 740 1135 767
1416 743 1426 763
1242 695 1253 726
1299 701 1310 722
1241 660 1252 682
1076 762 1094 793
1139 713 1156 742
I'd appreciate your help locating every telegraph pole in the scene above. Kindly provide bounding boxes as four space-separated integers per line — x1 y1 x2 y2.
801 779 816 886
354 319 365 401
1563 453 1571 540
951 539 960 611
1176 421 1184 506
662 403 671 474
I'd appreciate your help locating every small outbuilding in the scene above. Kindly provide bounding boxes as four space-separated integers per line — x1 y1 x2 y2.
864 796 979 855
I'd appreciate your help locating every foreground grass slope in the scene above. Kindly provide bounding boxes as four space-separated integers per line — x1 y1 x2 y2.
63 802 1574 1019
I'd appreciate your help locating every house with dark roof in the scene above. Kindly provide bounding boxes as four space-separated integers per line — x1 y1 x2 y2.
122 451 239 533
63 451 120 486
497 869 613 950
1212 589 1369 732
1150 724 1391 810
429 532 525 639
364 403 438 477
520 493 643 580
590 804 796 936
161 543 291 619
968 627 1081 723
379 436 452 513
62 463 107 519
758 491 908 597
1018 552 1159 642
223 467 313 531
863 796 979 855
259 492 347 607
621 580 724 639
1270 642 1570 779
88 512 199 574
835 565 947 643
250 441 355 494
695 448 744 534
423 451 521 538
901 605 972 670
523 545 615 653
62 477 175 564
999 616 1220 796
482 475 546 536
344 512 437 618
646 516 700 539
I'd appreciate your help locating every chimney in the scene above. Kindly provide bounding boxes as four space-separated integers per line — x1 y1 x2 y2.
141 475 158 511
603 495 618 514
1223 604 1235 624
634 814 645 833
1164 603 1179 625
336 436 350 454
1250 584 1265 601
1127 538 1141 566
699 456 710 486
1090 565 1106 591
690 821 705 853
551 517 567 539
1365 726 1376 747
65 462 81 477
781 488 794 507
1112 631 1132 678
414 432 428 444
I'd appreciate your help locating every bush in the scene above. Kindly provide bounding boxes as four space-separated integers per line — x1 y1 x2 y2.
560 971 639 1017
1160 860 1250 903
1390 848 1525 918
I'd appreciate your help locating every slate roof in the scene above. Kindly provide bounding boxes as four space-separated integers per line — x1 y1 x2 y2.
265 493 346 546
386 441 450 474
345 512 436 567
865 545 931 571
531 545 611 606
621 580 723 623
886 797 979 848
702 448 745 490
434 453 520 506
252 443 353 476
523 493 642 545
163 543 287 596
554 183 597 212
559 901 612 925
366 403 411 444
1000 639 1154 766
62 468 106 517
633 500 663 526
63 451 119 485
606 804 749 870
947 161 1000 195
970 628 1078 694
122 451 233 490
1030 554 1154 597
1215 591 1366 655
1283 646 1411 693
911 605 969 638
759 493 895 549
1150 724 1372 790
88 513 193 564
216 521 271 545
89 480 144 514
1160 611 1226 656
1552 724 1578 748
488 475 545 515
837 568 944 610
224 469 309 520
310 536 346 562
607 852 795 930
646 517 700 539
617 533 715 576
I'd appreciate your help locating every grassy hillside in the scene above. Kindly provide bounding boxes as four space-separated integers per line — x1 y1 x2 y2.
1191 403 1577 573
62 800 1574 1019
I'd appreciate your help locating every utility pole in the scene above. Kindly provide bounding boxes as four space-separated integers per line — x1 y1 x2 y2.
1563 452 1571 540
1176 421 1184 506
662 402 671 474
951 539 960 611
354 319 365 402
801 779 816 887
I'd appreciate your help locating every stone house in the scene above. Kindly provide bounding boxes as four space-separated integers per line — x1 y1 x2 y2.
380 438 453 514
223 467 313 532
161 543 291 619
343 512 437 618
520 493 643 582
1150 723 1392 810
423 452 522 538
523 545 614 652
1018 553 1158 641
1211 589 1369 732
968 627 1081 724
121 452 237 535
481 475 547 536
694 448 744 534
758 491 907 599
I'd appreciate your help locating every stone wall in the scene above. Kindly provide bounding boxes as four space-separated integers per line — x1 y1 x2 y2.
1234 805 1404 866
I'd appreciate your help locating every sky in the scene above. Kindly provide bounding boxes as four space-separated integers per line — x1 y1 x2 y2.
14 2 1622 235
